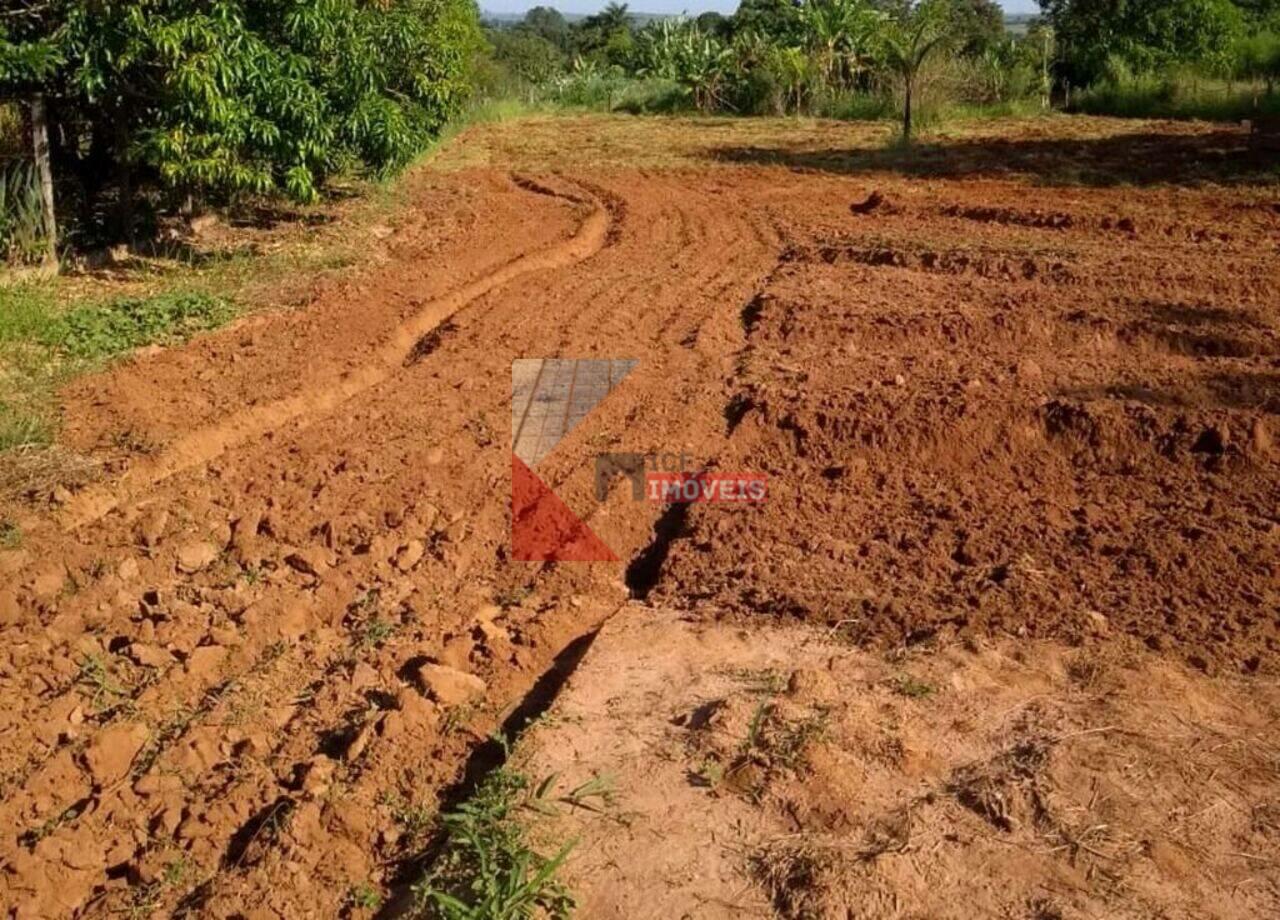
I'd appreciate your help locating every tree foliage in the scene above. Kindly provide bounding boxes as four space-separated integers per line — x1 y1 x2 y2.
2 0 481 238
1039 0 1245 84
480 0 1277 126
876 0 956 139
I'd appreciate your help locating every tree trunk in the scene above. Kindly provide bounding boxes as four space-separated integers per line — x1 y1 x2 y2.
30 95 58 267
903 74 913 143
115 116 134 244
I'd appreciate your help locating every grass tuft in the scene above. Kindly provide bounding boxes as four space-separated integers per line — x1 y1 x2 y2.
0 285 236 456
348 881 382 911
1075 74 1280 121
0 518 22 549
413 766 576 920
43 291 234 361
891 674 936 699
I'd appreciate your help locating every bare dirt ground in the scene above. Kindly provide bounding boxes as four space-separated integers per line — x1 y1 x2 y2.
0 114 1276 917
524 609 1280 919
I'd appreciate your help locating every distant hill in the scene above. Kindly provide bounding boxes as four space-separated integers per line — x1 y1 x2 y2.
1004 13 1039 36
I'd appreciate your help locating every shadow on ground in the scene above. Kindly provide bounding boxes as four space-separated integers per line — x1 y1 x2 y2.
709 127 1280 188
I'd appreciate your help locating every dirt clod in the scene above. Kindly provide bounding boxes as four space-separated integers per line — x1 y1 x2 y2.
414 662 486 706
394 540 425 572
176 541 218 573
82 723 149 787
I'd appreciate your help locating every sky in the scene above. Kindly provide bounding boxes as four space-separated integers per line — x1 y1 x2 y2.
481 0 1041 17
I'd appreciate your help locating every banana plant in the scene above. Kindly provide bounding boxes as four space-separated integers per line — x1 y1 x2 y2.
798 0 884 90
875 0 956 142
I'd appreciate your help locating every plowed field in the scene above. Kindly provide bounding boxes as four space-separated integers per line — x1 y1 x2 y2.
0 115 1276 917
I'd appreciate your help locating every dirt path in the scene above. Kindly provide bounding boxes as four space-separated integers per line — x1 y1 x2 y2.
0 116 1277 917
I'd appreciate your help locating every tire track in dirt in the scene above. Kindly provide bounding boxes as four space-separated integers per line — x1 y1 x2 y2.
59 176 611 531
0 182 624 793
167 185 778 916
195 174 783 916
0 178 604 830
0 171 782 916
6 118 1277 918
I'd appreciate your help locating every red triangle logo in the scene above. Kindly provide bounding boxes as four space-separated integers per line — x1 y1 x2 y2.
511 454 617 562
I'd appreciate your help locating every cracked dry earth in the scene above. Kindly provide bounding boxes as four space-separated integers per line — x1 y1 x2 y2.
0 115 1278 917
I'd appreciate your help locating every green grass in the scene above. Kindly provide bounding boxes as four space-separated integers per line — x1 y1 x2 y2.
412 766 576 920
76 653 132 715
0 404 53 452
1075 75 1280 121
891 674 936 699
0 285 235 452
0 516 20 547
349 881 383 911
43 290 233 361
0 161 51 264
0 519 21 549
358 616 397 649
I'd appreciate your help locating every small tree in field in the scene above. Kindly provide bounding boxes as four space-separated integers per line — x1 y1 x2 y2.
876 0 955 143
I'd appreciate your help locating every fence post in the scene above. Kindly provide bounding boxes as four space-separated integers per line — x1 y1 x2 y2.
30 94 58 268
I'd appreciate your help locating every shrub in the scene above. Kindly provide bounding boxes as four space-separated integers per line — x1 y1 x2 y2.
0 161 49 264
1075 67 1280 120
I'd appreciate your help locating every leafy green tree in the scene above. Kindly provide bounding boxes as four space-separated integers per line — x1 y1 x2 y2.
1 0 481 242
733 0 807 47
876 0 956 141
1039 0 1244 85
521 6 571 50
1233 30 1280 94
800 0 885 89
490 29 565 85
1235 0 1280 29
1024 20 1056 106
948 0 1005 57
584 2 633 36
696 12 734 40
766 44 820 112
634 18 733 110
571 1 635 66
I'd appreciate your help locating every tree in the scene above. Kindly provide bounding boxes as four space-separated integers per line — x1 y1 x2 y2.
799 0 885 89
733 0 807 47
1024 20 1056 107
1235 0 1280 30
949 0 1005 57
587 2 632 36
0 0 482 244
1039 0 1244 85
1233 29 1280 95
876 0 955 142
572 2 635 65
634 18 733 110
522 6 571 50
696 12 734 40
490 29 565 85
